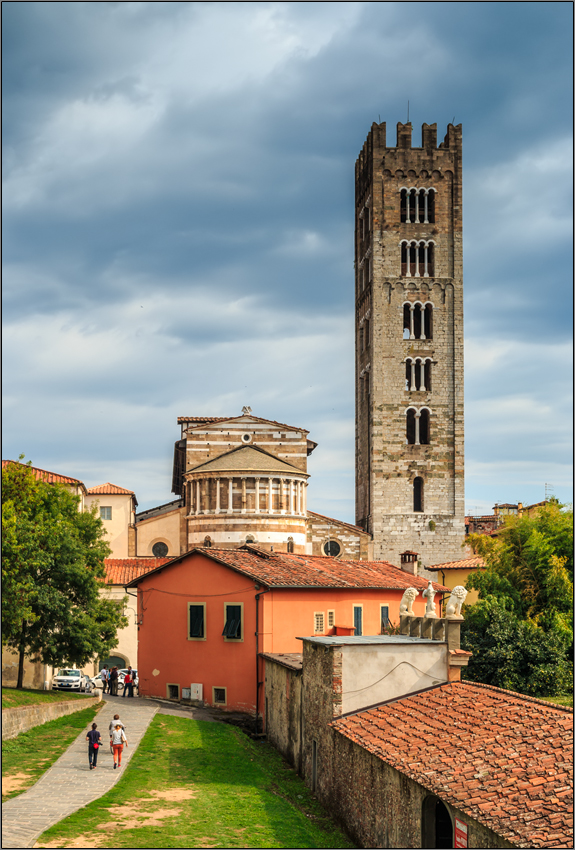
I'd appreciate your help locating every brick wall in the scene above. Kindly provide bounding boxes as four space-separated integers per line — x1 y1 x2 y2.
263 659 303 774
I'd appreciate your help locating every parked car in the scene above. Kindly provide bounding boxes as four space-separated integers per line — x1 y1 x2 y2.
52 669 85 691
118 669 139 690
89 668 139 691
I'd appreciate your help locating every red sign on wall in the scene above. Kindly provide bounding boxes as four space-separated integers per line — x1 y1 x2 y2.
454 818 468 848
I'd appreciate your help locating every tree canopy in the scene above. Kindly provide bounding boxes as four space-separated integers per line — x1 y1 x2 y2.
2 458 128 686
461 501 573 697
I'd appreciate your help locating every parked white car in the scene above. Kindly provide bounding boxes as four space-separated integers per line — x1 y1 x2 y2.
89 668 138 691
51 668 86 692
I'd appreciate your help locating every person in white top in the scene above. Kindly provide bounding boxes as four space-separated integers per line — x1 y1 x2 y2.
111 724 128 768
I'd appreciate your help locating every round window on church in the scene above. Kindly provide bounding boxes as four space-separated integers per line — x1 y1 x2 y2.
152 542 169 557
242 434 251 443
323 540 341 557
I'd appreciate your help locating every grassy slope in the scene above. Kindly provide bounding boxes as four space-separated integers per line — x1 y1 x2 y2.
2 704 101 802
539 694 574 708
2 686 94 709
37 714 355 849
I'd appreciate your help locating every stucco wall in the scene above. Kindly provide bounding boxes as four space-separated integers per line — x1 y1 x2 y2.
2 694 101 740
136 508 183 557
436 568 481 606
100 585 137 669
85 493 134 558
340 641 447 714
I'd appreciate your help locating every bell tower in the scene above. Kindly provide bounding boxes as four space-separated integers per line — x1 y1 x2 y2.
355 121 465 569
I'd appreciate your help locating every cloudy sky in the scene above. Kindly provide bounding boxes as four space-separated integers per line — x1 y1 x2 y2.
2 2 573 521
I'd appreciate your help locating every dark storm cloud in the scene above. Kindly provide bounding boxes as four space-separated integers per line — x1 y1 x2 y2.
2 2 572 514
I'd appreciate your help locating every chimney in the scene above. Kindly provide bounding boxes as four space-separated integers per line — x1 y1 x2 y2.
400 550 418 575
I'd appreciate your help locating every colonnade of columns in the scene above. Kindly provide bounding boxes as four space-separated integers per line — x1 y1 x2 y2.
404 303 432 340
401 188 435 224
406 358 431 392
190 476 307 516
401 241 434 277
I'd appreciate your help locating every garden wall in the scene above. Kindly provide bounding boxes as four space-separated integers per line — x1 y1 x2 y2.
2 693 101 740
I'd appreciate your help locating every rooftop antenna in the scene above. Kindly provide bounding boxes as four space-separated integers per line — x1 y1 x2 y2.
545 483 554 500
407 100 410 123
452 116 455 124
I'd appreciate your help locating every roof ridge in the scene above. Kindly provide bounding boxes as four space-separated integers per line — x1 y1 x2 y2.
460 679 574 712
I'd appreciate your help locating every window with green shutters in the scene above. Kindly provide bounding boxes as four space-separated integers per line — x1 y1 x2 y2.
188 603 206 640
222 604 242 640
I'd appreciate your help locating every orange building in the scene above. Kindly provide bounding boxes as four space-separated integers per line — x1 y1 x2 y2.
127 545 448 718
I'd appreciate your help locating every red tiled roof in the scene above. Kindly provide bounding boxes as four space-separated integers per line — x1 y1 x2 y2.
466 515 499 522
307 510 371 537
104 558 172 585
177 416 230 423
127 547 449 592
87 483 135 496
427 555 485 572
2 460 86 489
333 682 573 849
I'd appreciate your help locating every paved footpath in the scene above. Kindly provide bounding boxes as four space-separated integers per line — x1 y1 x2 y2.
2 695 159 849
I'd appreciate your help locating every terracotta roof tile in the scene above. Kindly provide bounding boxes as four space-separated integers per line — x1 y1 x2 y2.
333 682 573 848
87 482 136 496
126 546 449 591
104 558 172 585
2 459 85 488
427 555 485 571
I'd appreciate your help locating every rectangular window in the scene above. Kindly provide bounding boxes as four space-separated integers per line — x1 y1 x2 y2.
188 603 206 640
314 612 325 634
100 506 112 520
222 604 242 640
353 606 363 636
167 683 180 700
327 610 335 629
380 605 390 633
213 687 227 705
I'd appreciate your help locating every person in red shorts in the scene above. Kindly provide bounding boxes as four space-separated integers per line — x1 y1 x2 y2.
111 723 128 768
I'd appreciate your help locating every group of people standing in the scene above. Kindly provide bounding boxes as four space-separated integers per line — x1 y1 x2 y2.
86 713 128 770
99 665 135 697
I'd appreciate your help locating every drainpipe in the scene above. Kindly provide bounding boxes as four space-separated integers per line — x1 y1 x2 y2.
254 585 270 735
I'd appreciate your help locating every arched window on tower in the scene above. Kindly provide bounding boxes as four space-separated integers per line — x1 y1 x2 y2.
420 409 430 445
413 477 424 512
406 408 416 445
424 303 433 339
403 304 411 339
287 537 294 553
424 359 432 391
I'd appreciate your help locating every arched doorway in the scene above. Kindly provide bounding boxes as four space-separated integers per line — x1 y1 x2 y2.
422 795 453 848
100 655 127 670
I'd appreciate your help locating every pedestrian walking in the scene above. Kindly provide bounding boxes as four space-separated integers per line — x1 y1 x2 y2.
111 723 128 768
86 723 101 770
109 666 119 696
100 665 109 694
122 667 134 698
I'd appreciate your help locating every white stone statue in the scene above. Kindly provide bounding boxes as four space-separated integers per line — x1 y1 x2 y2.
422 580 438 618
242 406 252 415
445 585 468 618
399 587 418 616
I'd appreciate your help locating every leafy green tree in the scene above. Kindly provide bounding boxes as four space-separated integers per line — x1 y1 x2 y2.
462 501 573 697
2 458 128 687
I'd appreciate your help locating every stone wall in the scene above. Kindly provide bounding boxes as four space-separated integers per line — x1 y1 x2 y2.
263 657 303 774
2 693 101 740
306 512 372 560
318 731 514 848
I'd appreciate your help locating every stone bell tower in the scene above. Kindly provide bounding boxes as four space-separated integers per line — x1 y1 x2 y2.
355 121 465 569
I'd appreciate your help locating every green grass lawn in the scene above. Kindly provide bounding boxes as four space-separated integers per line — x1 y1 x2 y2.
36 714 355 849
2 686 95 709
540 694 574 708
2 704 101 802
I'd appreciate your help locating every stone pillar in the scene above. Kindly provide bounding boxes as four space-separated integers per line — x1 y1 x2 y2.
228 478 233 513
241 477 247 513
215 479 221 514
280 479 286 514
290 480 294 514
255 478 260 514
268 478 273 514
195 480 200 515
415 412 421 446
409 304 415 338
410 361 417 391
